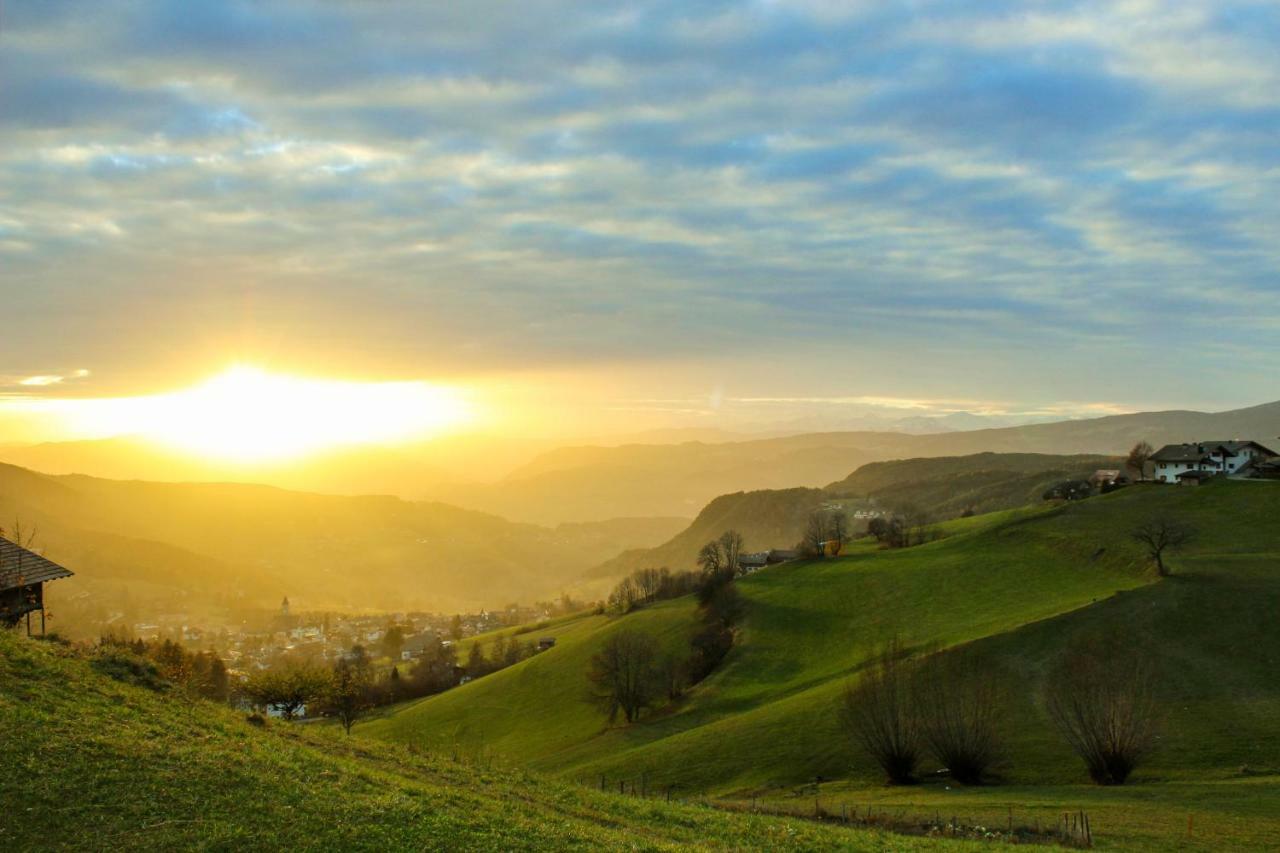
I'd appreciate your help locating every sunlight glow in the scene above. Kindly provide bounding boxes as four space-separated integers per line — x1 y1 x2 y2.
33 366 474 463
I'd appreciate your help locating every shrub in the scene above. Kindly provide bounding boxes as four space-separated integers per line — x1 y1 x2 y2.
839 640 922 784
1045 639 1159 785
916 652 1006 784
91 647 169 692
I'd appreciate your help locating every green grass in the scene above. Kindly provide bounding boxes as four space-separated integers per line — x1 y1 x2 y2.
366 481 1280 850
0 631 995 851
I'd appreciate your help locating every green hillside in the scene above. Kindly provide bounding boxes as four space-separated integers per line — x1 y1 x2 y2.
586 487 827 583
826 452 1123 518
367 481 1280 850
0 631 989 852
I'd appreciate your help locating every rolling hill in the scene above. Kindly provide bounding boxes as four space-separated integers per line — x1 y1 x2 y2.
440 399 1280 523
0 631 978 851
0 463 684 631
825 452 1123 518
584 453 1124 587
365 481 1280 850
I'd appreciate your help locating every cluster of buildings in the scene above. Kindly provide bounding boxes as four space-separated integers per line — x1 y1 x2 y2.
1149 439 1279 485
117 599 552 674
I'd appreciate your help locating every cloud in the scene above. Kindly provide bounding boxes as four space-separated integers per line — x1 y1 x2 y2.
1 0 1278 416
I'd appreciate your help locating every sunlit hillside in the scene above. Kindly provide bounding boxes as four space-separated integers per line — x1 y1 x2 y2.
0 462 685 628
0 631 985 851
366 481 1280 850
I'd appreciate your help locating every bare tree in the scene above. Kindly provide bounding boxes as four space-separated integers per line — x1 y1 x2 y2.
1045 641 1159 785
696 540 724 575
917 651 1007 784
585 630 661 724
718 530 744 576
633 567 665 603
1130 516 1194 577
800 510 828 557
827 509 849 545
838 639 922 784
1126 440 1154 481
608 575 640 613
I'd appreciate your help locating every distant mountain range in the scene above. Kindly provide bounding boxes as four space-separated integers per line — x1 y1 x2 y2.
0 462 686 629
2 399 1276 527
444 400 1280 523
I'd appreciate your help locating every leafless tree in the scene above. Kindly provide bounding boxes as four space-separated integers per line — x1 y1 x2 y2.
1126 440 1154 481
801 510 828 557
1045 641 1159 785
607 575 639 613
827 509 849 545
916 651 1007 784
838 639 922 784
585 629 661 724
1130 516 1194 577
697 540 724 575
718 530 744 575
633 567 664 603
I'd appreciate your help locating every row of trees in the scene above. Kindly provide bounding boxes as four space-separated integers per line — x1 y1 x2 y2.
841 637 1158 786
607 566 700 614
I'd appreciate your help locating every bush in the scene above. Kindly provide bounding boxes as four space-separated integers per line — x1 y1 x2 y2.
91 647 169 692
1045 639 1159 785
839 640 922 784
916 652 1006 784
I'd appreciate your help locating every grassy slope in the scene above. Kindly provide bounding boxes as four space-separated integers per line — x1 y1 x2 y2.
825 452 1123 519
367 498 1147 785
367 482 1280 849
0 632 987 852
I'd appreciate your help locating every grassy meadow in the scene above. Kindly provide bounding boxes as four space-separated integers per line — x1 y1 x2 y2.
364 480 1280 850
0 630 999 851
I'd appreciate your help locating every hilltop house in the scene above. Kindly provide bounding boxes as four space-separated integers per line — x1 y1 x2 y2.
0 537 74 635
1150 440 1278 484
1088 469 1129 490
738 549 799 574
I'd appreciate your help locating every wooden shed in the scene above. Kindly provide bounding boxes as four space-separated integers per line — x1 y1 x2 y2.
0 537 74 635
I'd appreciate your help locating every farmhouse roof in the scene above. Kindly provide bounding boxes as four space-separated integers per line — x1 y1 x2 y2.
1150 440 1277 463
0 538 74 591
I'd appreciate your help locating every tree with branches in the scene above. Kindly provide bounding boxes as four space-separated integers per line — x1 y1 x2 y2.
718 530 744 576
838 639 922 784
1045 640 1159 785
585 630 661 724
1126 440 1154 481
1130 515 1194 577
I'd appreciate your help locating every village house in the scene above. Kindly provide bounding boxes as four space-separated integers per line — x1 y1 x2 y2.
400 632 439 661
0 537 74 635
1088 469 1129 490
1149 440 1278 484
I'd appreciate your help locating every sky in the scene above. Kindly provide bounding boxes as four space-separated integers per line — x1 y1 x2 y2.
2 0 1279 445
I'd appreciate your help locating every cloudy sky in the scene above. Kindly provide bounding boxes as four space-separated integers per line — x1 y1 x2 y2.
3 0 1278 437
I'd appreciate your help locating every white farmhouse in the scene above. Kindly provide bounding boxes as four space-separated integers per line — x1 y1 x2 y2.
1149 440 1277 484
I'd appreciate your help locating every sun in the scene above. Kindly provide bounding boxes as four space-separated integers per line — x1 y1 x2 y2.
119 365 472 463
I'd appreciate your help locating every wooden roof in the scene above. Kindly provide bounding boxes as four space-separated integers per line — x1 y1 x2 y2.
0 538 74 591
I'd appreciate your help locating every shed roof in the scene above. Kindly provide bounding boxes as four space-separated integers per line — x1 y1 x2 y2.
0 538 74 591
